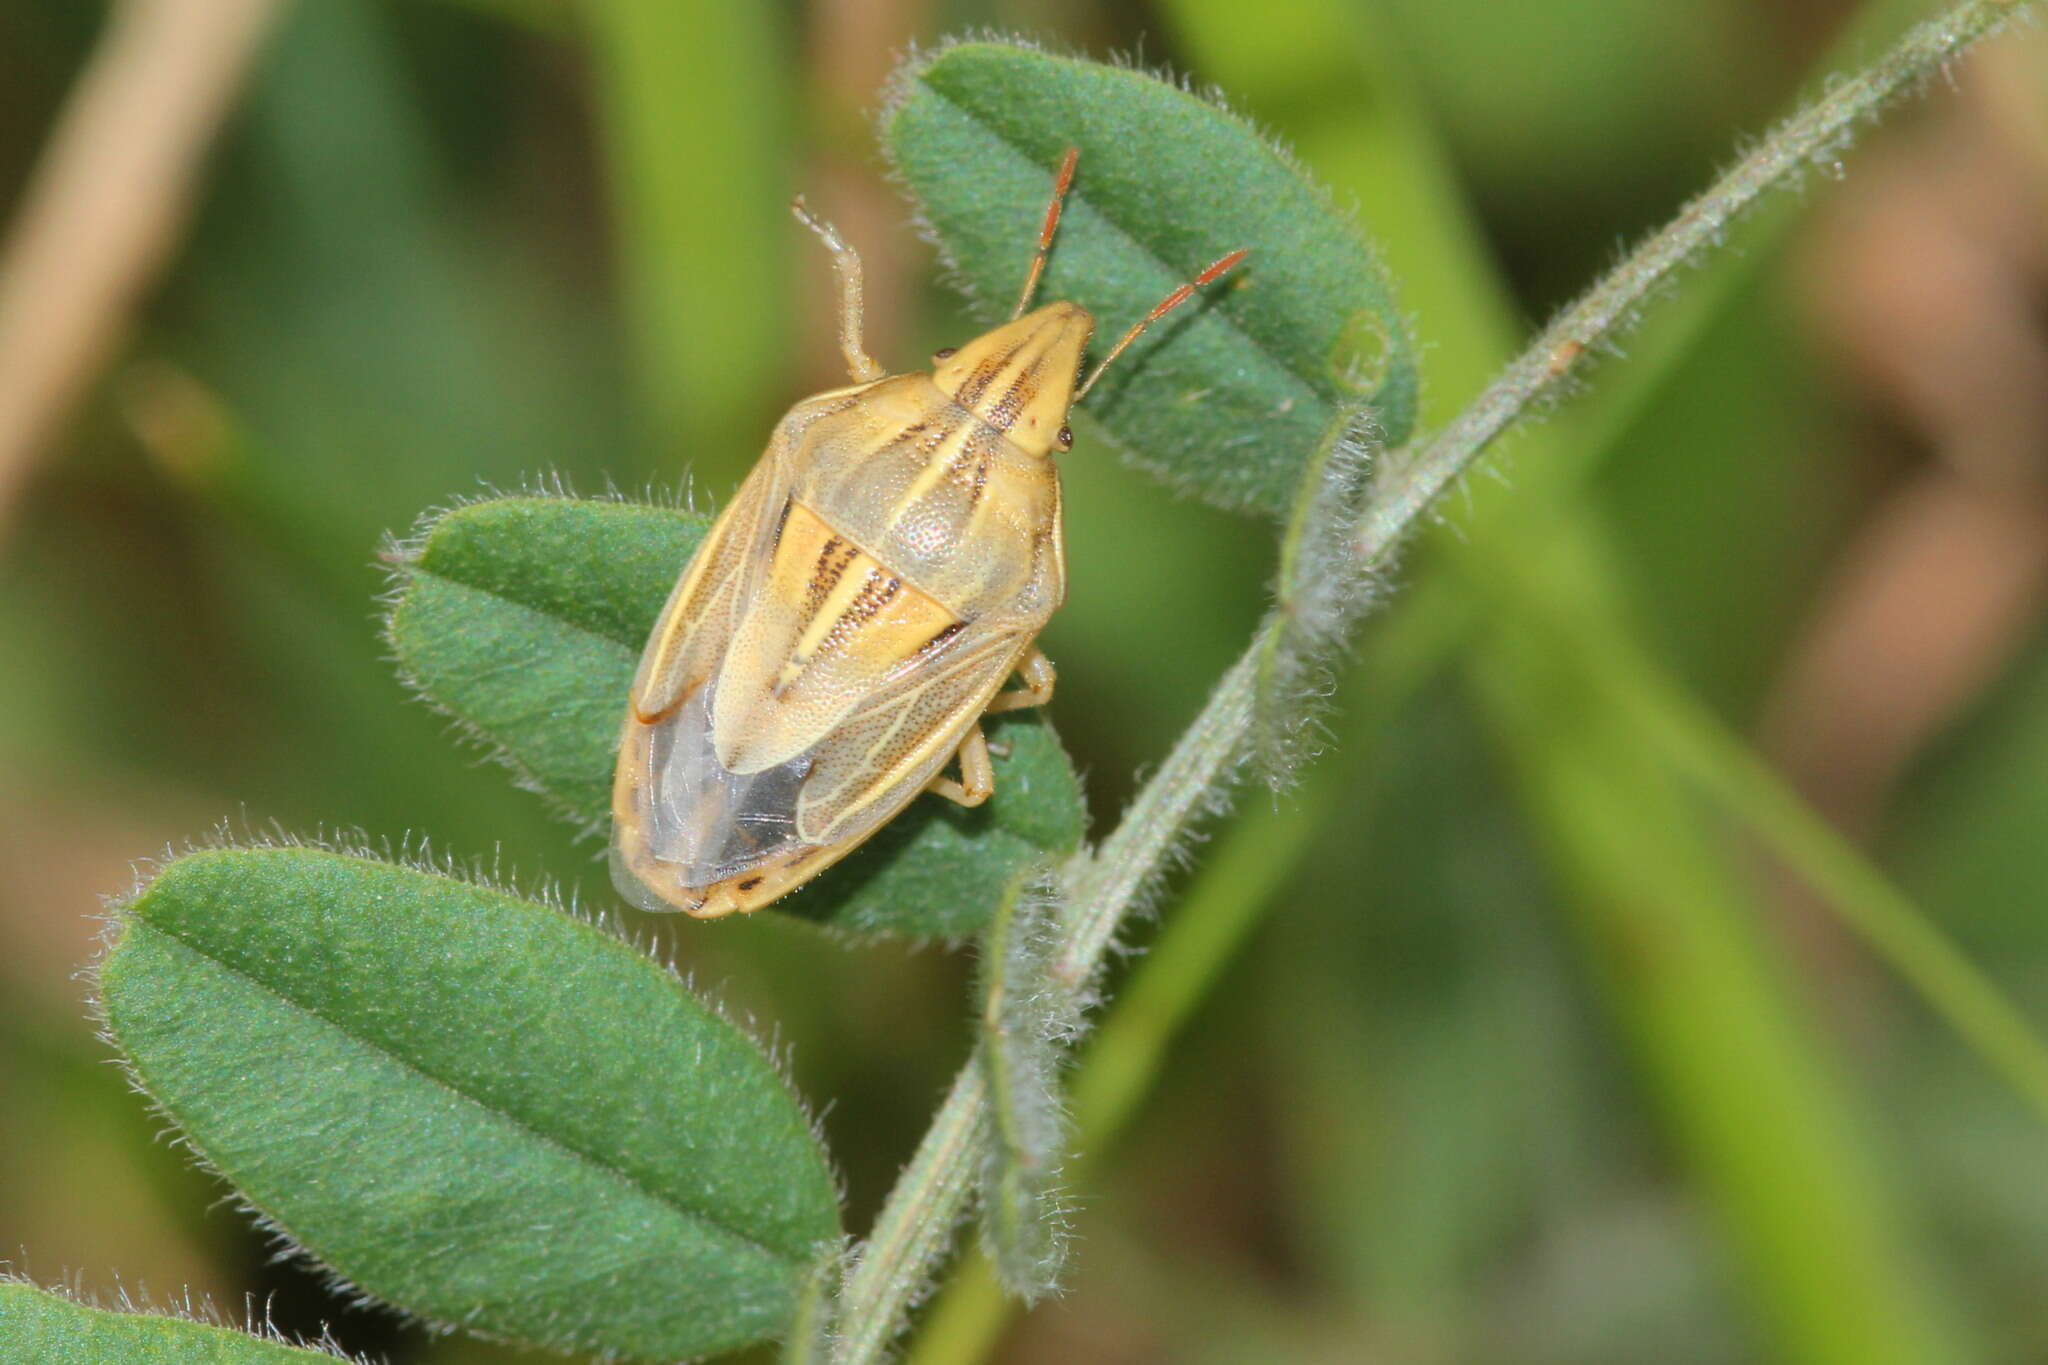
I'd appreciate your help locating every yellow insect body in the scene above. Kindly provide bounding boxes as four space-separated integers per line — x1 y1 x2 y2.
612 151 1241 916
612 305 1082 917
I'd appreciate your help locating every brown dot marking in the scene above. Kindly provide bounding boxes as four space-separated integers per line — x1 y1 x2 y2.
820 569 903 654
738 876 764 892
1028 524 1055 579
804 535 862 612
779 558 906 699
921 621 966 656
971 445 994 506
928 422 1000 509
984 360 1041 433
954 339 1025 408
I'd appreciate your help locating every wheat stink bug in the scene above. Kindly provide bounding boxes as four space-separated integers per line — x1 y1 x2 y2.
612 149 1245 916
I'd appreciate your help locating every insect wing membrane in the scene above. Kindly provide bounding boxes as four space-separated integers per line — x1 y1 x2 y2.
614 433 806 911
615 490 1036 910
625 678 809 878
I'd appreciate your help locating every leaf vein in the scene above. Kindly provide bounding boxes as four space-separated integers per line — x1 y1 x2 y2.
135 920 806 1272
913 75 1338 411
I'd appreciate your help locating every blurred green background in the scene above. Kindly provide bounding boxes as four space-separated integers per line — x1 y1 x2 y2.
4 1 2048 1362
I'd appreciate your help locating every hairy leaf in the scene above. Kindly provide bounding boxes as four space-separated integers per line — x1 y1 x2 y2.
0 1282 343 1364
385 496 1088 937
886 41 1414 518
98 846 840 1362
1252 414 1379 784
975 871 1074 1300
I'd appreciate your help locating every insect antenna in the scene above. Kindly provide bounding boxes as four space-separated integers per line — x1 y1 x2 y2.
1075 248 1249 401
1013 146 1080 319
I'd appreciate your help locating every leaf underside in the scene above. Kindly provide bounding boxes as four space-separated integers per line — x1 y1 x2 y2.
886 41 1415 519
386 495 1088 938
98 846 842 1362
0 1282 343 1364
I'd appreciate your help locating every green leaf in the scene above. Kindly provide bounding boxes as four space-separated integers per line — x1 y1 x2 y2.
385 495 1089 937
97 846 841 1362
884 41 1415 518
0 1281 343 1364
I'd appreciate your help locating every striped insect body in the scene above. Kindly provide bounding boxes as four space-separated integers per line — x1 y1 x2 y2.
612 149 1245 916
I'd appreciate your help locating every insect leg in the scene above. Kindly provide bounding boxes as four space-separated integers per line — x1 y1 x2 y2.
790 196 887 383
983 648 1057 713
926 723 994 807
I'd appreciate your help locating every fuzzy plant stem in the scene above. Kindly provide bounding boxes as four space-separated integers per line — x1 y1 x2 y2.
833 3 2033 1359
835 1055 993 1359
836 660 1262 1362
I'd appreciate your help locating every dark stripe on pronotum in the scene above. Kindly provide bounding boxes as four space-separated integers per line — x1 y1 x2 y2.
953 339 1025 408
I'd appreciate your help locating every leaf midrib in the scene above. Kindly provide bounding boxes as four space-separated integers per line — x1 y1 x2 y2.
407 556 650 653
910 65 1345 415
125 913 813 1273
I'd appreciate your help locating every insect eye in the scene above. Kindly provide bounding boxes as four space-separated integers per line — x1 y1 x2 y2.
1055 424 1074 450
932 346 958 362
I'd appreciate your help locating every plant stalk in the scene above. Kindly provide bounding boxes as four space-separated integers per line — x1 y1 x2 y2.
834 3 2036 1358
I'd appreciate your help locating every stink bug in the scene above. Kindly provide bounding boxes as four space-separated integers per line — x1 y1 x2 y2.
611 149 1246 916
